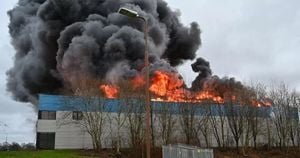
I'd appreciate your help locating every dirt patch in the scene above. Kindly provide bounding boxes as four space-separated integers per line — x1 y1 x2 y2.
80 147 300 158
80 147 162 158
214 147 300 158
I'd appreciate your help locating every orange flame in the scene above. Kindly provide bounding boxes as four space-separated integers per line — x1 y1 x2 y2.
251 99 273 107
149 71 183 97
100 84 119 99
149 71 224 103
98 70 272 107
195 91 224 103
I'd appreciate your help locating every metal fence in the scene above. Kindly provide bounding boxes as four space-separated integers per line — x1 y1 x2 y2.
162 144 214 158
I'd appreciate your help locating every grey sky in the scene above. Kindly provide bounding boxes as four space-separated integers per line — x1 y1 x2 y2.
0 0 299 143
0 0 36 143
169 0 300 89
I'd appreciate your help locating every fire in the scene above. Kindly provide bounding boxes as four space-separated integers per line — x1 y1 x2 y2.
251 99 273 107
195 91 224 103
100 84 119 99
99 70 272 107
149 70 224 103
149 71 184 97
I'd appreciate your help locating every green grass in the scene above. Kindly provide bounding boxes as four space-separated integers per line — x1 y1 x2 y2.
0 150 94 158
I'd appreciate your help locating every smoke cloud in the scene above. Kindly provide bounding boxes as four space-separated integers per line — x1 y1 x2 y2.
7 0 201 102
191 57 212 91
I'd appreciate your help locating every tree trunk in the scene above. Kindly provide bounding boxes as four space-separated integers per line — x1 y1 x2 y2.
235 137 239 153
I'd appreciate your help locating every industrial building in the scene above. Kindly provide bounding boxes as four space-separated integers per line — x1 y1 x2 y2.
36 94 299 149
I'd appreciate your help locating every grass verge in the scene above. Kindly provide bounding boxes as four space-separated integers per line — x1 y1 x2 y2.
0 150 93 158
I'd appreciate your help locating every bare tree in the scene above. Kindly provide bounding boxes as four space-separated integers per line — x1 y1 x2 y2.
155 102 176 145
179 102 197 145
126 96 145 149
208 103 227 148
225 102 246 153
248 83 267 149
194 104 211 147
265 116 273 149
82 102 106 150
293 92 300 148
246 106 260 149
269 83 293 149
287 90 299 147
225 86 253 153
107 99 129 154
59 77 107 150
105 81 137 154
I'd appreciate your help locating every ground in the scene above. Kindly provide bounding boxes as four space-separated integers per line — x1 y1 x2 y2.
214 148 300 158
0 150 93 158
0 148 299 158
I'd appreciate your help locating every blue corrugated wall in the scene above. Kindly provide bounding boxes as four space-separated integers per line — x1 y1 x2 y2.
38 94 280 117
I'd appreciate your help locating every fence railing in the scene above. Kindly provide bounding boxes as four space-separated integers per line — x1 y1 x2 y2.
162 144 214 158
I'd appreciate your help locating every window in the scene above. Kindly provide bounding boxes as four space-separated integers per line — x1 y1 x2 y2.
72 111 83 120
38 111 56 120
36 132 55 149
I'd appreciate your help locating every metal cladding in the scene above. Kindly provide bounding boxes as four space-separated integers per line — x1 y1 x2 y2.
38 94 274 118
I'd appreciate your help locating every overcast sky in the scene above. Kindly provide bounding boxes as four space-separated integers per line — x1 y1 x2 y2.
0 1 36 143
0 0 299 143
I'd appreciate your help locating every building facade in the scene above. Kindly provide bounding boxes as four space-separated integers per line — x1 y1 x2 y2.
36 94 299 149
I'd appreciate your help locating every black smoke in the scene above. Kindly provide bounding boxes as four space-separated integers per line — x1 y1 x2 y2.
191 57 212 91
191 58 252 101
7 0 201 102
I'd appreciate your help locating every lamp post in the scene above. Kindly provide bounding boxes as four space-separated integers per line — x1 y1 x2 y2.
118 7 151 158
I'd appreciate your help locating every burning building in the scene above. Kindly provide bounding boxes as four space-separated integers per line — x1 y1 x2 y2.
36 94 278 149
8 0 299 151
36 94 299 149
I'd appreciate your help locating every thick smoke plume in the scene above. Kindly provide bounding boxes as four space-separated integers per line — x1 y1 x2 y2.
7 0 201 102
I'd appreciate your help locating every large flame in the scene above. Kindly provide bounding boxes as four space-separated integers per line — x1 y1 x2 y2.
149 71 224 103
99 70 272 107
149 71 184 98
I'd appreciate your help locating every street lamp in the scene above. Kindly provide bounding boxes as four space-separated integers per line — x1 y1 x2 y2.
118 7 151 158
